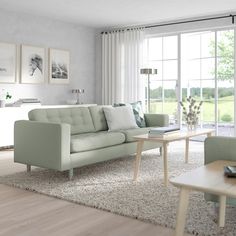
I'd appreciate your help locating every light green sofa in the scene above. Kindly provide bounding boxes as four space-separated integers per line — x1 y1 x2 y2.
204 136 236 205
14 105 169 179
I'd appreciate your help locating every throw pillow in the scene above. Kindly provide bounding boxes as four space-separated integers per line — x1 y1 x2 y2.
114 101 146 128
130 101 146 128
103 106 138 131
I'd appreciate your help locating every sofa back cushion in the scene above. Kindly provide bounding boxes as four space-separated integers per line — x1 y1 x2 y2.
89 105 108 132
103 106 138 131
28 107 95 135
114 101 146 128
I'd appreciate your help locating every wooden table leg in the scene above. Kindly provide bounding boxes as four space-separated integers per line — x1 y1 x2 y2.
163 142 168 186
175 188 190 236
219 195 226 227
27 164 31 172
185 138 189 164
133 140 144 181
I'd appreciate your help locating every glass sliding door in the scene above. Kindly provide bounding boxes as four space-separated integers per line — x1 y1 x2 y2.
181 29 234 136
181 31 216 129
145 35 178 124
145 28 235 135
216 30 234 136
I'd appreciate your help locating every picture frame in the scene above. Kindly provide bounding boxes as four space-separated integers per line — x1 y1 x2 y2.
0 42 17 83
49 48 70 84
21 45 45 84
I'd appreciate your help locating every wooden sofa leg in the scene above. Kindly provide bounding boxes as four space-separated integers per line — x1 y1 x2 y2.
69 169 74 180
27 164 31 172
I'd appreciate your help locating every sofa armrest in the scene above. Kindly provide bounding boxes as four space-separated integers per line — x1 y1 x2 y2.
204 136 236 205
144 113 169 127
205 136 236 165
14 120 71 171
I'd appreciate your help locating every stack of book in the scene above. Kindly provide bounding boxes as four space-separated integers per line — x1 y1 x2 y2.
13 98 41 107
148 126 180 138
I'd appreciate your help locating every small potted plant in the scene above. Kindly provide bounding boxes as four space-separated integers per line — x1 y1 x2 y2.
0 89 12 108
179 96 203 130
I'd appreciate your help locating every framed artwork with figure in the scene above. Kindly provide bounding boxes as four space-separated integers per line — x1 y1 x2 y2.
0 42 17 83
21 45 45 84
49 48 70 84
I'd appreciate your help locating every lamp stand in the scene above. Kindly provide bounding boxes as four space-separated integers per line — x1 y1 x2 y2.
140 68 157 113
76 93 80 104
147 74 150 112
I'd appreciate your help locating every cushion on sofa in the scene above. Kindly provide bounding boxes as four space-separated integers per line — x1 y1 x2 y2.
103 106 138 131
89 106 108 132
70 131 126 153
114 101 146 128
120 127 153 142
130 101 146 128
29 107 95 135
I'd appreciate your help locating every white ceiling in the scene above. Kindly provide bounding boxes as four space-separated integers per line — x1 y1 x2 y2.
0 0 236 29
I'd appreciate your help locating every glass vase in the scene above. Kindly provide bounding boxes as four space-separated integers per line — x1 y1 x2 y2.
186 122 198 131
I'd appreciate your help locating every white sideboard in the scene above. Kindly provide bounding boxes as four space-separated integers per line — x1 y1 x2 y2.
0 104 96 147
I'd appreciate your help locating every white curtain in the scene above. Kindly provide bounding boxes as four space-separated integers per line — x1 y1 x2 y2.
102 29 145 105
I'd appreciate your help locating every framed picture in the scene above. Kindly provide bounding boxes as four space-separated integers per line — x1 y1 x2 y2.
21 45 45 84
49 48 70 84
0 42 17 83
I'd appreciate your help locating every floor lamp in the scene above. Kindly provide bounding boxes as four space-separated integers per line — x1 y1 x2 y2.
140 68 158 112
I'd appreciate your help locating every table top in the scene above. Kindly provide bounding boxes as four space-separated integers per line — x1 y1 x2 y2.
133 128 215 142
170 160 236 197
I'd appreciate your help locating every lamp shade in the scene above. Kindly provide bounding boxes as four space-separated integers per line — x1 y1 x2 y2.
140 68 158 75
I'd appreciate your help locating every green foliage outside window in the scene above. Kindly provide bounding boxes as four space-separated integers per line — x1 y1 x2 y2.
210 30 234 81
221 114 232 122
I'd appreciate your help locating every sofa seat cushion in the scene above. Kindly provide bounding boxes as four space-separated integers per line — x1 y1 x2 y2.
71 131 126 153
120 127 153 142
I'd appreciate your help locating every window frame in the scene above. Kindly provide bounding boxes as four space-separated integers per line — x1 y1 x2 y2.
145 26 235 136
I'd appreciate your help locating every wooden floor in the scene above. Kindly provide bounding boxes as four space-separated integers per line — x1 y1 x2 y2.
0 150 189 236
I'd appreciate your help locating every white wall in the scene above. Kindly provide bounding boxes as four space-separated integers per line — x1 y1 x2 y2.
95 31 102 104
0 9 96 105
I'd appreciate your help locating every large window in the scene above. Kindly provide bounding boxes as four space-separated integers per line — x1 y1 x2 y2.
181 31 216 130
217 30 234 136
145 28 235 135
145 35 178 124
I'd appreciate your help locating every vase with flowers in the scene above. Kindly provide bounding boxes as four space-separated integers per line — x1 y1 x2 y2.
179 96 203 130
0 89 12 107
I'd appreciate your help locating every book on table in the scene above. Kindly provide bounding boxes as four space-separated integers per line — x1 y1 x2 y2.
224 166 236 177
148 126 180 137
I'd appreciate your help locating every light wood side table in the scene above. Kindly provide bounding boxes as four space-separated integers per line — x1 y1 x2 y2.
133 128 215 186
170 160 236 236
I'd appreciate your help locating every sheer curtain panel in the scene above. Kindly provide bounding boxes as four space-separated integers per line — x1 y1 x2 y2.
102 29 145 105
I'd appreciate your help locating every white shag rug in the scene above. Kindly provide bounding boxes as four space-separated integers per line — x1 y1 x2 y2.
0 142 236 236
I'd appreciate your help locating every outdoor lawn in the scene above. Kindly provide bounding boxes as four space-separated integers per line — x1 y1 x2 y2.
150 96 234 123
